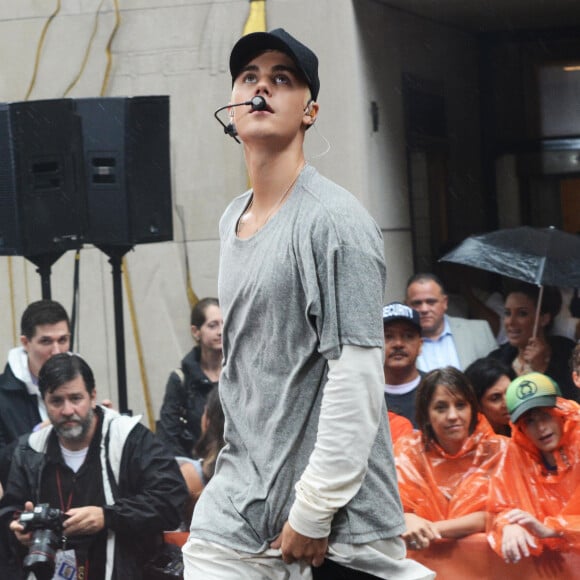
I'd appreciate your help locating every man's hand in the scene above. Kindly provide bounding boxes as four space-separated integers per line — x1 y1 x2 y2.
270 521 328 567
505 509 558 539
62 506 105 536
502 523 537 563
9 501 34 546
402 512 441 550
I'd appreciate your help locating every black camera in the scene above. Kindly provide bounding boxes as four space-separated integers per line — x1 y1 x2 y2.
19 504 66 580
144 543 184 579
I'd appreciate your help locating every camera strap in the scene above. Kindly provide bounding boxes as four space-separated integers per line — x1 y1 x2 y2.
56 467 75 512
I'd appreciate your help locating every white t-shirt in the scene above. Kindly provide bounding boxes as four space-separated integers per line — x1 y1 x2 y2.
59 445 89 473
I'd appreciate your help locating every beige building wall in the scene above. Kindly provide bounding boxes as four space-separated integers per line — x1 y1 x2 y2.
0 0 480 421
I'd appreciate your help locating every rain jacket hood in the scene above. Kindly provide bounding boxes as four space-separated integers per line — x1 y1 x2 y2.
395 413 508 521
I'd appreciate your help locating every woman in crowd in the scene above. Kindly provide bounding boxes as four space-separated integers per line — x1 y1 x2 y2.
488 283 577 400
487 372 580 563
465 357 515 436
157 298 223 457
179 385 225 525
394 367 508 551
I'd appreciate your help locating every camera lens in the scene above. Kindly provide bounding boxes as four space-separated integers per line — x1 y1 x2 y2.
23 529 60 580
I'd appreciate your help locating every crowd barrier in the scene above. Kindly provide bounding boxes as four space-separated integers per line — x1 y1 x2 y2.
165 531 580 579
408 533 580 579
165 531 189 547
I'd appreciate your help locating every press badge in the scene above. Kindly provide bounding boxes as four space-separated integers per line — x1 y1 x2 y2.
54 549 77 580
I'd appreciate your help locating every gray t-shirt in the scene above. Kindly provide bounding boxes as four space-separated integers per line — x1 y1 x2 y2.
190 164 405 552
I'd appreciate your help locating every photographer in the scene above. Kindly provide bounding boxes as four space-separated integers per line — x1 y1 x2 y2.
2 353 188 579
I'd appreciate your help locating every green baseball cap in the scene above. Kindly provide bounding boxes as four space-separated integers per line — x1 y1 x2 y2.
506 372 561 423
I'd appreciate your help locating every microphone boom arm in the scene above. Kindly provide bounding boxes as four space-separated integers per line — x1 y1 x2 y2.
213 96 267 143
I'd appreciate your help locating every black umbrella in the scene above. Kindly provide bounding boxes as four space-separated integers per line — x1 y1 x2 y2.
439 226 580 336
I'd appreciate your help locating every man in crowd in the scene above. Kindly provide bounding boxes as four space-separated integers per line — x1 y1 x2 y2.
0 300 71 487
406 273 497 372
487 372 580 562
183 28 433 580
383 302 423 428
572 342 580 390
3 353 188 578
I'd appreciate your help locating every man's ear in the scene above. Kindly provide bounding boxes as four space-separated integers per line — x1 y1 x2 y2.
20 335 29 351
303 100 319 125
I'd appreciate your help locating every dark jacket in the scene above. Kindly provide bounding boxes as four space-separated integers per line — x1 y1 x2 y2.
0 362 42 487
1 406 189 579
489 335 577 401
156 347 217 457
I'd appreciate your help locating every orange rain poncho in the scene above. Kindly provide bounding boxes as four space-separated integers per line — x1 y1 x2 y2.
487 398 580 556
394 414 508 521
388 411 414 442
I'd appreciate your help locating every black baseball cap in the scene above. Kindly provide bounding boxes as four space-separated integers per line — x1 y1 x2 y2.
382 302 421 332
229 28 319 101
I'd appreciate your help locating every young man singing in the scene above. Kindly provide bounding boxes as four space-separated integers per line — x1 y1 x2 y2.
182 28 433 580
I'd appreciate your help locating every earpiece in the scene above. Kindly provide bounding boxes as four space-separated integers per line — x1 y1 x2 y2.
304 100 317 126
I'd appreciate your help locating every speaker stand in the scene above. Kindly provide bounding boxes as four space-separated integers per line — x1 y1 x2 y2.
97 244 134 415
25 252 65 299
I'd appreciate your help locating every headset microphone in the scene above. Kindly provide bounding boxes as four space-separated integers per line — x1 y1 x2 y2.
249 96 267 111
213 96 268 143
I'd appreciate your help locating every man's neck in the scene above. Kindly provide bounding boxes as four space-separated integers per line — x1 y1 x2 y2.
384 366 420 386
423 318 447 341
542 450 557 469
245 145 305 206
27 361 39 384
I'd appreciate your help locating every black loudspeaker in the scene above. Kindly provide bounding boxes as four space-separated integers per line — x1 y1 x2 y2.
75 96 173 246
0 99 86 256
